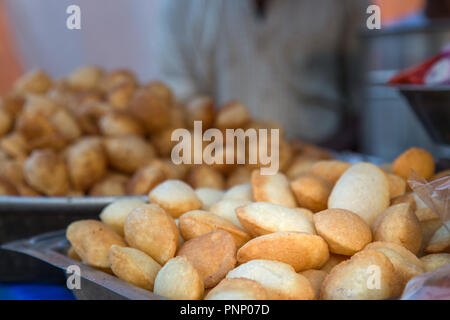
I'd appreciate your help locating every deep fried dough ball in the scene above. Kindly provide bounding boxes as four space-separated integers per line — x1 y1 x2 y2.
99 111 145 137
0 177 19 195
67 66 104 90
76 101 110 135
14 69 52 94
0 107 13 137
24 149 70 196
107 81 136 110
393 147 435 181
186 96 215 129
129 82 173 133
101 69 138 92
0 132 29 159
103 135 156 174
66 137 107 191
88 172 129 196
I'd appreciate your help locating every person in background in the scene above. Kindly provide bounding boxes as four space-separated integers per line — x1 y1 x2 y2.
156 0 366 150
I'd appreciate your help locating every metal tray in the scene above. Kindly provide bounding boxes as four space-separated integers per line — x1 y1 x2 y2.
0 195 147 282
1 230 164 300
2 230 450 300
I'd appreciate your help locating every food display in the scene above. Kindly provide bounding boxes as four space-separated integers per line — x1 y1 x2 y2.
0 67 333 197
62 145 449 300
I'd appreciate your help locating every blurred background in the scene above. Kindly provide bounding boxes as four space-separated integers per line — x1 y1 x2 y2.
0 0 449 160
0 0 449 300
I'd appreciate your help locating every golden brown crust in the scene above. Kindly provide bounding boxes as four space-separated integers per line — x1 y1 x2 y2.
236 202 315 237
391 193 417 211
290 173 332 212
386 173 406 199
226 260 315 300
313 209 372 255
179 210 250 247
103 135 155 174
149 180 202 218
66 220 126 268
320 254 349 273
109 245 161 291
300 269 328 299
214 100 250 129
237 232 329 272
124 204 178 265
126 164 166 195
363 241 424 288
205 278 268 300
129 84 172 134
251 171 297 208
187 166 225 190
420 253 450 272
308 160 351 184
66 137 107 191
392 147 435 181
177 230 237 288
425 223 450 253
24 149 69 196
153 256 204 300
372 203 422 255
321 250 398 300
99 198 146 236
328 162 390 227
98 111 145 137
14 69 52 94
88 172 129 196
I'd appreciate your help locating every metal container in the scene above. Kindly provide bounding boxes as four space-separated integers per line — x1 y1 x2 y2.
0 195 146 282
1 230 163 300
2 230 449 300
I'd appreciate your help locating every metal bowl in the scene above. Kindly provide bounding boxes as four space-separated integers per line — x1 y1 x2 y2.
396 85 450 145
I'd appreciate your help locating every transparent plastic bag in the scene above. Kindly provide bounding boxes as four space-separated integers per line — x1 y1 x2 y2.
400 170 450 300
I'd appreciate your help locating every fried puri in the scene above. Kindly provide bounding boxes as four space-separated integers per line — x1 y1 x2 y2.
153 256 204 300
236 202 315 237
177 230 237 288
308 160 351 184
321 250 398 300
392 147 435 181
103 135 156 174
99 198 146 236
66 137 107 191
205 278 268 300
237 232 329 272
290 173 332 212
251 171 297 208
209 199 251 229
226 260 315 300
124 204 178 265
372 203 422 255
313 209 372 256
195 188 224 211
24 149 69 196
109 245 161 291
328 162 390 226
66 220 126 268
149 180 202 218
178 210 250 247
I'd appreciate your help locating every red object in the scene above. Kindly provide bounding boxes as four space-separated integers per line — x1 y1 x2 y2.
389 47 450 85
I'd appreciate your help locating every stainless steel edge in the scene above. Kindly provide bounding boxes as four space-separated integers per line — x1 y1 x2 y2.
1 231 165 300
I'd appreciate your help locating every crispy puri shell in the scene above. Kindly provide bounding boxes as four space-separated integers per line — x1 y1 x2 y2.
177 230 237 288
237 232 329 272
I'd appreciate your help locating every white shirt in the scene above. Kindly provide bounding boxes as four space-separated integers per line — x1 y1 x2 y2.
156 0 364 142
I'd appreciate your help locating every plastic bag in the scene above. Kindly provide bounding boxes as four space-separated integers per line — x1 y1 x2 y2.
400 170 450 300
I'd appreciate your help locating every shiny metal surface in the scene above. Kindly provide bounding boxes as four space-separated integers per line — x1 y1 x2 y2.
1 230 164 300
